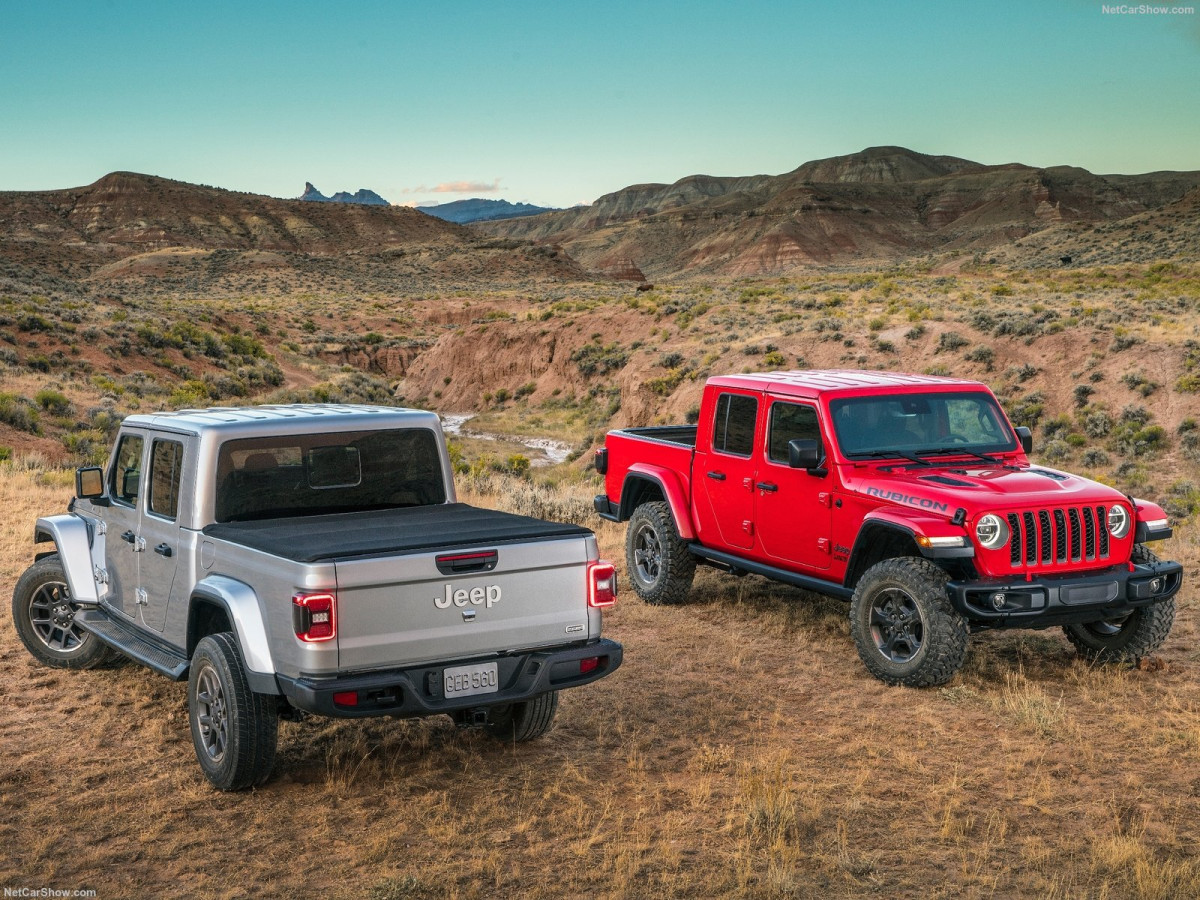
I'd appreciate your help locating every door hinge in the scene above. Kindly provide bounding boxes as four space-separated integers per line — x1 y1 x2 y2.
818 492 832 508
742 520 754 535
133 536 147 552
93 566 108 585
817 538 831 554
135 588 148 606
742 477 754 491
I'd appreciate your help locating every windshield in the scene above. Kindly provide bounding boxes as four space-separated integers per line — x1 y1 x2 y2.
214 427 446 522
829 391 1017 459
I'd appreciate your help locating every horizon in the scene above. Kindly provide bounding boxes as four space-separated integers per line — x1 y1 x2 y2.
2 1 1198 208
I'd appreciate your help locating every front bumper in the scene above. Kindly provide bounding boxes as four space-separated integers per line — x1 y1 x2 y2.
276 638 623 719
947 559 1183 629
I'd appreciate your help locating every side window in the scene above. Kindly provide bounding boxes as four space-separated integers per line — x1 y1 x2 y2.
110 434 144 507
712 393 758 457
768 402 821 463
149 440 184 520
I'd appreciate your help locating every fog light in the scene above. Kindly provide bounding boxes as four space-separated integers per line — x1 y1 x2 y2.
1150 577 1164 594
991 592 1006 610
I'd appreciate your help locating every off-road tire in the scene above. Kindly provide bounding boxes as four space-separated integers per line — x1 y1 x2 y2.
1063 544 1174 664
850 557 969 687
625 501 695 605
12 554 114 669
188 632 278 791
485 691 559 742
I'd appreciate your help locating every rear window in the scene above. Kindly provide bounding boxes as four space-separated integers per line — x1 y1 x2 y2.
712 393 758 457
214 428 446 522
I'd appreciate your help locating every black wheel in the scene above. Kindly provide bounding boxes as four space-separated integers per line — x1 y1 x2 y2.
849 557 969 687
188 632 278 791
1063 544 1175 663
485 691 558 742
625 501 695 605
11 554 113 669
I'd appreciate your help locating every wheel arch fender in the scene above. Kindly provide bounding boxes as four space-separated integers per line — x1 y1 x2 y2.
189 575 277 693
845 509 968 590
619 464 695 540
33 515 99 606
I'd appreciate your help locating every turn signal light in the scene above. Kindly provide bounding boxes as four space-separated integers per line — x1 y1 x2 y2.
292 592 336 642
587 561 618 608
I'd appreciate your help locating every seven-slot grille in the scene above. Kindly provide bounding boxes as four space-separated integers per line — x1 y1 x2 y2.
1005 505 1110 568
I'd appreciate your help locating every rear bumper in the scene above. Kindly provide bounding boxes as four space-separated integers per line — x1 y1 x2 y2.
947 559 1182 628
594 494 619 522
276 638 623 719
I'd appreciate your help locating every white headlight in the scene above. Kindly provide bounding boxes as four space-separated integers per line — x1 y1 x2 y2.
1108 504 1130 538
975 514 1010 549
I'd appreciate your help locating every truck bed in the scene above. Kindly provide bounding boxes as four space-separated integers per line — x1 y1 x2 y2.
204 503 591 563
618 425 698 447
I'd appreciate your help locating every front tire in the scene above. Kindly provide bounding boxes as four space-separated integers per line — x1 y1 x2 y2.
625 501 695 605
849 558 968 687
188 632 278 791
11 554 113 669
1063 545 1174 663
485 692 558 742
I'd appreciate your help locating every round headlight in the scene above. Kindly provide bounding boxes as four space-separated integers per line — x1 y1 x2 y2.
1108 504 1130 539
975 514 1010 549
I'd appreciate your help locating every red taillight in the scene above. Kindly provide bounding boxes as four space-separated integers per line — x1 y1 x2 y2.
333 691 358 707
292 592 336 642
580 656 601 675
587 561 618 608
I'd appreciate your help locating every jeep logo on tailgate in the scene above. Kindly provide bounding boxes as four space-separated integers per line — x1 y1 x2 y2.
434 583 501 609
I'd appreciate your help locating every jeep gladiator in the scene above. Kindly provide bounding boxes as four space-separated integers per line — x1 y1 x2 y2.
13 404 622 790
595 370 1180 686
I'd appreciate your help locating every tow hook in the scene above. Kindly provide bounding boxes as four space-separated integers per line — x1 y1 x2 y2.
455 708 491 729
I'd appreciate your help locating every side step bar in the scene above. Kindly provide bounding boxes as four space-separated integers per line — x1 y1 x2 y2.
687 544 854 600
75 607 189 680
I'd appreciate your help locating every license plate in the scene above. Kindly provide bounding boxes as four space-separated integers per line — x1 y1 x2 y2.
443 661 499 698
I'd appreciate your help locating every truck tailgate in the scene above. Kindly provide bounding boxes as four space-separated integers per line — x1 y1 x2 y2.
335 537 595 671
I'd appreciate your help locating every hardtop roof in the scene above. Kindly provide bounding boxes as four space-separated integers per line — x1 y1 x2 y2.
707 369 986 400
120 404 439 437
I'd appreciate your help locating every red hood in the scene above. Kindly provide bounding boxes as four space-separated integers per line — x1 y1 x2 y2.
842 463 1127 518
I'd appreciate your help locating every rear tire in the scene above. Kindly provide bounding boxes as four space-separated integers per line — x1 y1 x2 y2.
625 501 695 605
1063 544 1174 663
188 632 278 791
11 554 113 669
485 692 558 742
849 557 968 687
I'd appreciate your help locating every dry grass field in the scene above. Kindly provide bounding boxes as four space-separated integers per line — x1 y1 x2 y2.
2 264 1200 898
1 462 1197 900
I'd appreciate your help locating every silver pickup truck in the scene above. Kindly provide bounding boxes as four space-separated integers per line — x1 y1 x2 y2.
12 404 622 790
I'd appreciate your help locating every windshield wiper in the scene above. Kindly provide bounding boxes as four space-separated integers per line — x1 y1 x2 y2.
846 449 933 467
916 447 1009 467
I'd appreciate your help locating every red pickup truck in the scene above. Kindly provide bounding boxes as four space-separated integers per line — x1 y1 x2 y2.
594 370 1181 686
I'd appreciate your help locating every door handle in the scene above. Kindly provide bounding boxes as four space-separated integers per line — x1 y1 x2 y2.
706 471 726 481
756 481 778 492
121 530 136 543
154 543 172 558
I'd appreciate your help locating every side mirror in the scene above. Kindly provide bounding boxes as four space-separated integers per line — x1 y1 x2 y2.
1015 426 1033 455
787 438 822 470
75 466 105 499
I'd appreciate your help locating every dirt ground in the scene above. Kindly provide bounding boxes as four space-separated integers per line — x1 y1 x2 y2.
0 467 1197 900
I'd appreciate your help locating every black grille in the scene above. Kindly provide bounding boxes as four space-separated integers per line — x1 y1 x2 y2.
1006 505 1111 568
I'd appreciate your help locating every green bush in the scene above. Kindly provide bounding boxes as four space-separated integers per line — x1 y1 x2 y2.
0 393 40 434
34 388 70 414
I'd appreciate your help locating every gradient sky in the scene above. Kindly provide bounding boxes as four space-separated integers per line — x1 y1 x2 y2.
2 1 1198 208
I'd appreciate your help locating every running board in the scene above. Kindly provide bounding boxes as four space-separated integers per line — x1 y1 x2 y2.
75 608 189 680
687 544 854 600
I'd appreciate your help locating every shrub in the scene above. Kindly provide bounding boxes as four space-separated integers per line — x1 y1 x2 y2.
964 346 994 370
570 343 628 376
1081 449 1109 467
0 393 40 434
0 445 10 462
1072 384 1094 407
34 388 71 414
514 382 536 399
937 332 969 353
763 351 786 367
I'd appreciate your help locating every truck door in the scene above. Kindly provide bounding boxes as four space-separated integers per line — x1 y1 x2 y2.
104 431 146 620
692 390 761 550
752 399 833 571
137 436 186 632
